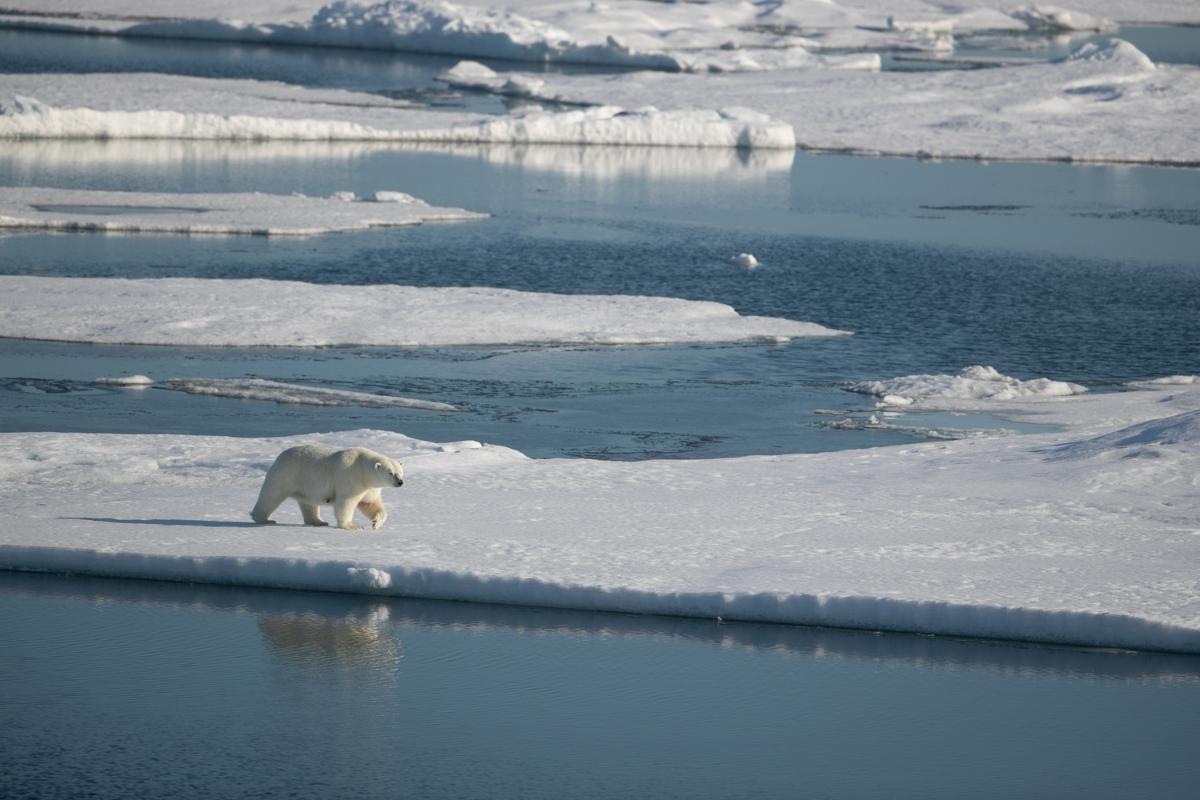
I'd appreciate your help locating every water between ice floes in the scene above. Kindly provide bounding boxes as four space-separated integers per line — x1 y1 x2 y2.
3 572 1198 800
2 139 1198 457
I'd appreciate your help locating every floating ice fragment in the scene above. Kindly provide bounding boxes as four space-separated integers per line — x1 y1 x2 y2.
373 190 426 205
1010 5 1117 34
731 252 759 269
849 365 1087 408
1124 375 1197 387
95 375 155 387
164 378 459 412
445 60 498 82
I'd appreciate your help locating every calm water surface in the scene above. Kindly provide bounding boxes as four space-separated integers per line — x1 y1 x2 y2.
3 572 1199 800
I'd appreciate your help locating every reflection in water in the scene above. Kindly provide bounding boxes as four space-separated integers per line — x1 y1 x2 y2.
4 571 1199 800
3 571 1196 684
435 142 796 181
257 605 401 678
0 139 794 185
0 139 389 172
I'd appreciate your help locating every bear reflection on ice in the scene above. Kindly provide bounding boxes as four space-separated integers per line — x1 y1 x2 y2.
250 445 404 531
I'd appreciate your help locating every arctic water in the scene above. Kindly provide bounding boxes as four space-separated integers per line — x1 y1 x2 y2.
3 572 1199 800
2 26 1200 799
3 137 1199 456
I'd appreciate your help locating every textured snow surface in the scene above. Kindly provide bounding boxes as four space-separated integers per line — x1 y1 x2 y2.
0 74 795 149
4 34 1197 160
2 386 1199 653
519 38 1200 165
0 277 847 347
849 366 1089 409
3 1 1199 69
0 187 484 236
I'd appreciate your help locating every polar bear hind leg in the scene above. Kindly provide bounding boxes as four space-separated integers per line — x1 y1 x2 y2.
358 489 387 530
250 483 290 525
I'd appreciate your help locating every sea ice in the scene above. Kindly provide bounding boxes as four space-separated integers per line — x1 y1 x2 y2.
94 375 155 387
848 366 1088 409
0 187 484 236
516 37 1200 164
5 1 1198 69
162 378 459 412
0 276 849 347
2 385 1198 653
0 73 795 149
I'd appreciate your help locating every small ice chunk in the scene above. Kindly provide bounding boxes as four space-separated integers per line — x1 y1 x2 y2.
500 75 545 97
347 567 392 590
731 252 759 269
373 191 426 206
445 60 498 82
95 374 155 387
881 394 915 407
330 191 358 202
1125 375 1198 388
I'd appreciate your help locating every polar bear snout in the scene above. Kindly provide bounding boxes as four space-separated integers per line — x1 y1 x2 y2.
394 476 404 487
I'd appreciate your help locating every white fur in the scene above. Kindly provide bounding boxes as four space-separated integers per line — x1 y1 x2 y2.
250 445 404 531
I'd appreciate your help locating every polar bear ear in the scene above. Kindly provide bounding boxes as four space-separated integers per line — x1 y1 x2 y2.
374 461 383 470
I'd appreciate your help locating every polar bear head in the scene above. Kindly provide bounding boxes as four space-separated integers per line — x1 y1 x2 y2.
354 448 404 488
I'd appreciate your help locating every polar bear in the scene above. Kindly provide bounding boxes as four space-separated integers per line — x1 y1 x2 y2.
250 445 404 531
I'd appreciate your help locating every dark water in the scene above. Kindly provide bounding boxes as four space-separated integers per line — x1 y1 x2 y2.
3 572 1199 800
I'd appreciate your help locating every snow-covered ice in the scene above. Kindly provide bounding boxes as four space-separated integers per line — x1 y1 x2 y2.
2 384 1198 653
161 378 459 412
0 73 796 150
5 30 1199 161
0 187 484 236
94 374 155 387
849 366 1089 409
4 1 1199 69
1126 375 1199 388
516 38 1200 165
0 276 848 347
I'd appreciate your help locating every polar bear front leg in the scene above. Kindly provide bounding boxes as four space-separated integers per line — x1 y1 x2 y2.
333 495 362 531
358 490 387 530
297 501 329 527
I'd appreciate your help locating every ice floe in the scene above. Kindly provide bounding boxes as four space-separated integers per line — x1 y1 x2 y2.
5 33 1198 161
517 37 1200 165
94 374 155 387
0 276 848 347
5 1 1198 70
848 366 1088 409
0 186 484 236
2 384 1199 653
161 378 460 412
0 73 795 149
